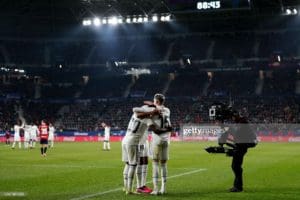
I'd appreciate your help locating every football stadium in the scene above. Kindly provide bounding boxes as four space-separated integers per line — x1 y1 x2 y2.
0 0 300 199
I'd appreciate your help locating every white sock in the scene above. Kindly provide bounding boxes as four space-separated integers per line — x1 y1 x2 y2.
123 164 129 190
51 140 54 147
136 164 143 188
142 164 148 187
107 142 110 150
161 163 167 192
152 161 159 192
127 165 137 192
12 142 16 148
33 141 36 148
18 142 21 148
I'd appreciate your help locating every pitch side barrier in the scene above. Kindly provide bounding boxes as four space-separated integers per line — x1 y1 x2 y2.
1 123 300 142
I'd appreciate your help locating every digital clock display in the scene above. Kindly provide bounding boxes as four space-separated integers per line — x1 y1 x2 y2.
197 1 221 10
167 0 251 12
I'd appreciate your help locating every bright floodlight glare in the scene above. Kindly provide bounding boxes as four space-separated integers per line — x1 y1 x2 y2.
137 16 143 23
293 8 298 15
277 55 281 62
102 19 107 24
108 17 118 25
82 19 92 26
118 18 123 24
93 18 101 26
161 16 166 21
126 18 131 23
132 17 137 23
286 9 292 15
85 19 92 26
143 17 148 22
187 58 191 65
165 15 171 21
152 15 158 22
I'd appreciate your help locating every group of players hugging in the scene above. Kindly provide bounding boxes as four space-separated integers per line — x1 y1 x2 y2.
11 119 55 157
121 94 258 195
122 93 172 195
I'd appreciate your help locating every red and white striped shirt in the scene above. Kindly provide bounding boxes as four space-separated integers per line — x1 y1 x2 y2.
39 125 49 139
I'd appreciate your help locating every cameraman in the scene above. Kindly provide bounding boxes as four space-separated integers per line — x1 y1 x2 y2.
218 112 257 193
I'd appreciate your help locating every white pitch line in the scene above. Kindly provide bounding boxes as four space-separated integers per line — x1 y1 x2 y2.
70 168 207 200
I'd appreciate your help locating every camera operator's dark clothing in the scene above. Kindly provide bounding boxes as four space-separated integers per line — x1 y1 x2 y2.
232 144 248 190
218 117 257 191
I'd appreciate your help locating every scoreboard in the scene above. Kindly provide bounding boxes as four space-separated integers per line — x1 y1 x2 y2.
167 0 251 12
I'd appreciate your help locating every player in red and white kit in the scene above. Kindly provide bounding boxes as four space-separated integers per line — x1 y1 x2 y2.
39 120 49 157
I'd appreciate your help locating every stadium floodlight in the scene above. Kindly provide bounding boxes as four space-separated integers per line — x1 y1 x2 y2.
132 17 137 23
165 15 171 21
93 18 101 26
286 9 292 15
102 19 107 24
82 19 92 26
126 17 131 23
293 8 298 15
161 16 166 21
137 16 143 23
152 15 158 22
186 58 191 65
118 18 123 24
277 55 281 63
143 16 148 22
108 17 118 25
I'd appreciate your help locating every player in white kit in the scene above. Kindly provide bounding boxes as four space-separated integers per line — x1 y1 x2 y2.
101 122 111 151
48 123 55 148
122 105 163 194
30 123 39 148
12 121 23 149
23 124 31 149
150 94 172 195
122 104 172 195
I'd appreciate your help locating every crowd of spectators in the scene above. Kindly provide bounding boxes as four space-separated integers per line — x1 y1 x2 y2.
1 95 298 132
1 31 300 65
0 67 299 132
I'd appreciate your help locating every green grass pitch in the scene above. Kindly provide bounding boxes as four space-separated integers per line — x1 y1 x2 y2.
0 142 300 200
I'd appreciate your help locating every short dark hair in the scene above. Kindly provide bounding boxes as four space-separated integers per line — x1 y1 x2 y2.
154 93 165 105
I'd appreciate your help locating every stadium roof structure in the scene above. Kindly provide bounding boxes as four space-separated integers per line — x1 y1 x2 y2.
0 0 299 37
